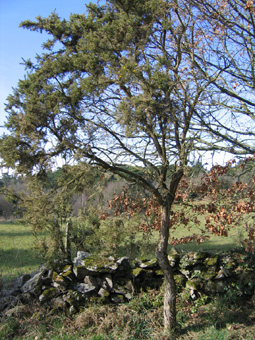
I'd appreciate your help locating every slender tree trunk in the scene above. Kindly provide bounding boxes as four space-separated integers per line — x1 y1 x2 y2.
156 170 183 332
65 221 72 262
156 197 177 331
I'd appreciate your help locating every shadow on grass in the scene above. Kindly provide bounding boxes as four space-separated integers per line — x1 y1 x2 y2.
180 297 255 336
0 248 43 284
173 241 243 253
0 248 41 268
0 231 36 238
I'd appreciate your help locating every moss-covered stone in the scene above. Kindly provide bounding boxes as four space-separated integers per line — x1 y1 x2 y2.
179 268 191 278
168 254 180 267
137 258 158 269
73 266 89 280
186 279 201 290
200 267 217 281
65 290 87 308
179 253 199 268
174 274 186 292
205 280 226 294
155 269 163 276
53 274 70 287
81 255 118 274
52 271 59 281
98 288 110 299
194 252 208 261
220 255 237 270
110 294 126 303
39 287 58 303
203 255 219 267
190 266 202 279
61 269 75 282
62 265 73 273
132 267 144 277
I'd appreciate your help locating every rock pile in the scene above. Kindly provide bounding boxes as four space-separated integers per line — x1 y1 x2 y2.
1 250 255 315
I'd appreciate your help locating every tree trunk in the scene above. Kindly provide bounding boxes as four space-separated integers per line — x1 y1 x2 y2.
65 221 72 262
156 197 177 331
156 170 183 332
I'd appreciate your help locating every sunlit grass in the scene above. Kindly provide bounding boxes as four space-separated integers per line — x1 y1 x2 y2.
0 221 43 284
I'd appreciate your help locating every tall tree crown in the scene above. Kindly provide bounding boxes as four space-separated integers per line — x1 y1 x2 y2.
1 0 255 199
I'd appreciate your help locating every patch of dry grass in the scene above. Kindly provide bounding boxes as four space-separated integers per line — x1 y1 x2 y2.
1 289 255 340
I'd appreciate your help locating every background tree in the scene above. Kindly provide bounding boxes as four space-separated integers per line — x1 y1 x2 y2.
1 0 255 332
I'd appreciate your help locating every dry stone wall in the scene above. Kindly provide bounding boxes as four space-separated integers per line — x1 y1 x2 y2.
1 249 255 315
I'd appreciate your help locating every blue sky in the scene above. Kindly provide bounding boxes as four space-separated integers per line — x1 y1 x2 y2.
0 0 94 132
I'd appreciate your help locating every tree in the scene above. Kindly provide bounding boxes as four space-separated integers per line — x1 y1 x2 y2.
1 0 255 332
191 0 255 155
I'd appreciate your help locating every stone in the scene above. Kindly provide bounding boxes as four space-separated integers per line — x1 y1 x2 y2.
215 267 231 279
110 293 125 303
193 252 208 261
72 283 97 294
84 275 98 288
13 274 31 289
180 253 198 268
52 297 66 310
137 258 158 269
73 251 90 266
203 255 219 267
186 279 200 290
73 265 90 280
190 266 202 279
39 287 59 303
53 274 70 290
200 267 217 281
21 271 44 296
220 255 237 270
2 251 254 314
61 269 75 282
116 257 131 273
81 255 118 275
205 280 226 294
102 274 113 290
190 289 198 301
64 290 86 309
69 305 78 314
179 268 191 278
124 292 133 300
98 288 110 298
168 254 180 267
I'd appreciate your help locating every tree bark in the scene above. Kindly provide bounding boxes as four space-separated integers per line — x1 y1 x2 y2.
65 221 72 262
156 197 177 331
156 171 183 332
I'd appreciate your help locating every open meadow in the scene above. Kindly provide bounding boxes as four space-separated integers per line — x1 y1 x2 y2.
0 222 43 285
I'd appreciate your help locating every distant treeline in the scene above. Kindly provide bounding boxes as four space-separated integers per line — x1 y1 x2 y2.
0 159 254 220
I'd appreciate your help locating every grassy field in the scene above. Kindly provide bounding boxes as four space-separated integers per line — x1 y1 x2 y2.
0 221 43 284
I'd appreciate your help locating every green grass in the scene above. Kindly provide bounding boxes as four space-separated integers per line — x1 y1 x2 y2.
0 221 43 284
